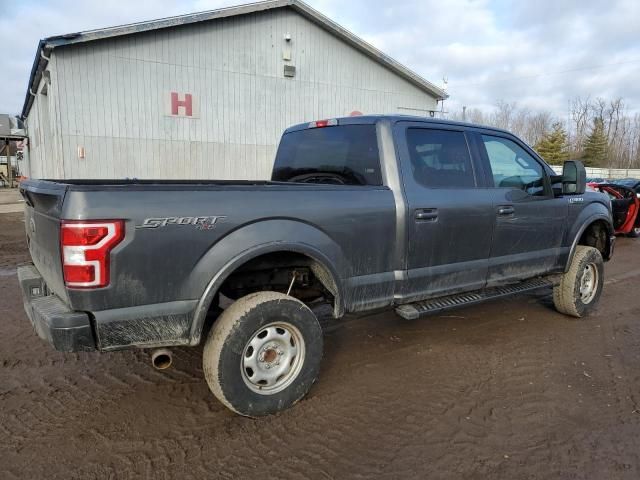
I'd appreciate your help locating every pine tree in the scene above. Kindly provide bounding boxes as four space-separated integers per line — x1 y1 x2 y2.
534 122 569 164
583 117 609 167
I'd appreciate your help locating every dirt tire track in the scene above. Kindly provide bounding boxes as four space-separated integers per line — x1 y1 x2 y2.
1 214 640 479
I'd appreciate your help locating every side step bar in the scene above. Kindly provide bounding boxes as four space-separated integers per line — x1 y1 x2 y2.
395 277 554 320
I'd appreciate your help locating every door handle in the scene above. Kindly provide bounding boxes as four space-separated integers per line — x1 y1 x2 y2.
415 208 438 221
497 205 515 216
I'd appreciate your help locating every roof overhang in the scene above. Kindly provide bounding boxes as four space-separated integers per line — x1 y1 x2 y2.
0 134 27 141
21 0 448 119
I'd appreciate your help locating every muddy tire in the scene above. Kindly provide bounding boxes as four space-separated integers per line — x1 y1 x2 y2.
202 292 323 417
553 246 604 317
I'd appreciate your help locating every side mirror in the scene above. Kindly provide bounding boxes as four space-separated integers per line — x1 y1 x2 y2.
562 160 586 195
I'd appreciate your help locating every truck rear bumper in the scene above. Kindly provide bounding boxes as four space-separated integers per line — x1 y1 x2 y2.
17 265 96 352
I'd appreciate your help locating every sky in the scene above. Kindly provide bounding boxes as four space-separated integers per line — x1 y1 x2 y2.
1 0 639 119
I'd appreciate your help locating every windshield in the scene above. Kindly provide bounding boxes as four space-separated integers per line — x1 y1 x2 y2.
614 178 638 187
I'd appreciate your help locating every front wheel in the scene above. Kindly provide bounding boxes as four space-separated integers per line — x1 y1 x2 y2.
553 246 604 317
629 226 640 238
203 291 323 417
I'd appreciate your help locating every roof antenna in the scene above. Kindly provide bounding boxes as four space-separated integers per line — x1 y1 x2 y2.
440 76 448 117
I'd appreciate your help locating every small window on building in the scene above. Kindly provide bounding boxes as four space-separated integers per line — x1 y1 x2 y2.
272 125 382 186
406 128 475 188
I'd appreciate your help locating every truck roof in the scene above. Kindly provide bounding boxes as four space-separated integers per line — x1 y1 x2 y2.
283 114 514 136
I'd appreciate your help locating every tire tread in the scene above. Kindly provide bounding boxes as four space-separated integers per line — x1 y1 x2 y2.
203 292 317 416
553 246 603 318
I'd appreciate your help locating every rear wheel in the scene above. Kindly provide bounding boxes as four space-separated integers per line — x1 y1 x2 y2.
629 226 640 238
203 291 323 417
553 246 604 317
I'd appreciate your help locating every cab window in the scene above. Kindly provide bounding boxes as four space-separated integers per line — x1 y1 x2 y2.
406 128 476 188
272 125 382 186
481 135 546 196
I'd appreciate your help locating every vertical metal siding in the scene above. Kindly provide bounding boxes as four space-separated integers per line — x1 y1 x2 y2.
32 7 438 179
25 65 64 179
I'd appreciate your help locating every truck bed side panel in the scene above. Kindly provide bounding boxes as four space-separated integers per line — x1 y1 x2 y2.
58 185 397 313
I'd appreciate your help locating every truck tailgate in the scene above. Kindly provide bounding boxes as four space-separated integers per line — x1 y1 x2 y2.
20 181 69 302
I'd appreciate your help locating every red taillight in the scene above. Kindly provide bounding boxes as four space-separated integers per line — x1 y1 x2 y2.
60 220 125 288
61 225 109 246
63 265 95 283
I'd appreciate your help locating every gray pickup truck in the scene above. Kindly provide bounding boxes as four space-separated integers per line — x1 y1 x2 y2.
18 115 614 416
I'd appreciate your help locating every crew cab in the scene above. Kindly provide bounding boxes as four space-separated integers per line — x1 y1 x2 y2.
18 115 615 416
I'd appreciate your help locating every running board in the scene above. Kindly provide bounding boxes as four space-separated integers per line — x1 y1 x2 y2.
395 277 554 320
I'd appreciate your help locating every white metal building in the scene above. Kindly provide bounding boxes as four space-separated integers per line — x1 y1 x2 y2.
21 0 447 180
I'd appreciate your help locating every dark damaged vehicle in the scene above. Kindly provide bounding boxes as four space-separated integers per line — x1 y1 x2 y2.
18 115 615 416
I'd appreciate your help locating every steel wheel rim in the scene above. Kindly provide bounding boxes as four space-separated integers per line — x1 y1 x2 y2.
241 322 306 395
579 263 599 304
634 227 640 235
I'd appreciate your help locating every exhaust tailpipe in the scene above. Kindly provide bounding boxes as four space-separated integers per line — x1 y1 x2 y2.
151 348 173 370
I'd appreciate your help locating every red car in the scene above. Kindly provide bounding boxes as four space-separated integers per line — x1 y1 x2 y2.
588 183 640 237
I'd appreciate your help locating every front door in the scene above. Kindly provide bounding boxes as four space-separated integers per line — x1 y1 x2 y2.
474 132 567 285
395 123 495 302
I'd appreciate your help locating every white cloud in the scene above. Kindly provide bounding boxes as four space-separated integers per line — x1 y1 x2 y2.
0 0 638 117
309 0 640 116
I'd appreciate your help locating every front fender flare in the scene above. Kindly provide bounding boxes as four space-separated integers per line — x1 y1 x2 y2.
565 211 614 272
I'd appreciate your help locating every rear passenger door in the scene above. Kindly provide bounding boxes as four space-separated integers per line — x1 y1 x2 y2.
394 122 495 302
473 132 567 285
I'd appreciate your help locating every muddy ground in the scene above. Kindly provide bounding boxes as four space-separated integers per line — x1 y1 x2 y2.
1 211 639 479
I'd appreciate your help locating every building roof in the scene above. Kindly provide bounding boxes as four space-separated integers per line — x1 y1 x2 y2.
0 114 26 140
21 0 447 119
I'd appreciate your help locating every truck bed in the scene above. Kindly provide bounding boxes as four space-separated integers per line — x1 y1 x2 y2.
20 177 397 350
24 178 320 190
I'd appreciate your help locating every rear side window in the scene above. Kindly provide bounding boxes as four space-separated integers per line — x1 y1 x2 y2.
272 125 382 186
406 128 475 188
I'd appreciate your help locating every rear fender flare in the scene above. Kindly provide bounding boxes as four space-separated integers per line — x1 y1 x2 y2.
186 220 348 345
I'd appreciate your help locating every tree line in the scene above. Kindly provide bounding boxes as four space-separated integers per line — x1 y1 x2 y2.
449 97 640 168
